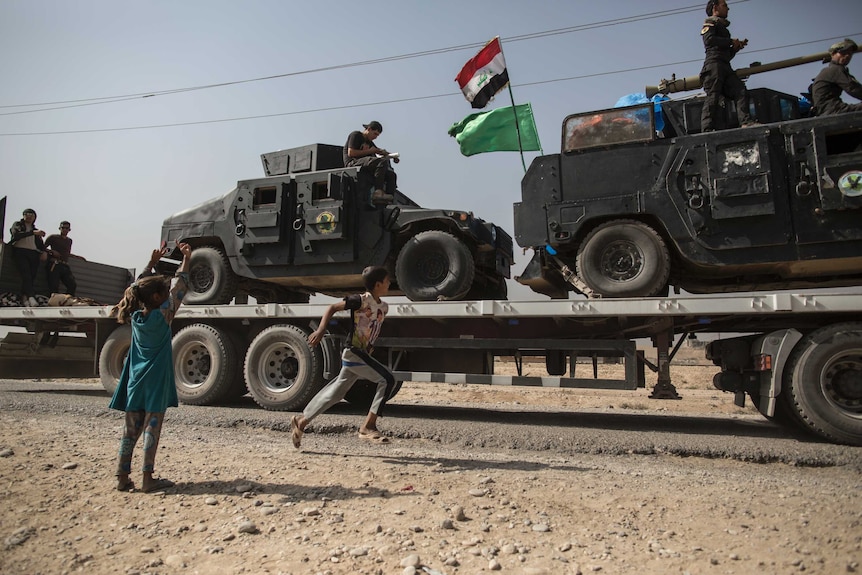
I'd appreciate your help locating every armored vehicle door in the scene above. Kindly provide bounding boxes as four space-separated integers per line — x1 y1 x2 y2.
234 171 372 269
679 129 793 255
288 169 368 266
783 115 862 251
232 177 295 266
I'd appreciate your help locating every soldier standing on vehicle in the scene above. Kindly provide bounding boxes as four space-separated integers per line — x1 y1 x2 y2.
44 220 85 296
344 121 399 204
812 39 862 116
699 0 757 131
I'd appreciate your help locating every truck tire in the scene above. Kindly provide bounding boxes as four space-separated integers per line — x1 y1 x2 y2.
344 379 404 409
396 230 475 301
244 324 325 411
576 220 670 298
785 322 862 446
172 324 241 405
98 325 132 394
184 246 238 305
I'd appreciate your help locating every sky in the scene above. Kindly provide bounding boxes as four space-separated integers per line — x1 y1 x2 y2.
1 0 860 302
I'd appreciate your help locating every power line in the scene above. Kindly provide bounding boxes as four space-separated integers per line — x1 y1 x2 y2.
0 1 730 116
0 33 852 137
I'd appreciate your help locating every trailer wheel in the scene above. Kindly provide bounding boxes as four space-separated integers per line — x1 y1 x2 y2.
396 231 474 301
785 322 862 445
576 220 670 298
98 325 132 394
344 379 404 409
184 246 238 305
172 324 240 405
244 324 325 411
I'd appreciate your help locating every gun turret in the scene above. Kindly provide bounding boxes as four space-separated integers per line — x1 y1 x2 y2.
644 45 857 98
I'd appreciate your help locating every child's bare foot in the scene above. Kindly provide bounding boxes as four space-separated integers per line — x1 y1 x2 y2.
116 475 135 491
291 415 304 449
358 427 389 443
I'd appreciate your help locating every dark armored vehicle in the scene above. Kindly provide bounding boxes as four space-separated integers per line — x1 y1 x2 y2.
514 52 862 299
160 144 513 304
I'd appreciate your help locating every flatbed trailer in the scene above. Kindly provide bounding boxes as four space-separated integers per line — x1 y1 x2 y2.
1 289 861 445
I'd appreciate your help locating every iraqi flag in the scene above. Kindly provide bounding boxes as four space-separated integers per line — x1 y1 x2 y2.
455 37 509 109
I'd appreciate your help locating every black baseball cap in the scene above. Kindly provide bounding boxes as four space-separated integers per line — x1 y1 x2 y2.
363 121 383 132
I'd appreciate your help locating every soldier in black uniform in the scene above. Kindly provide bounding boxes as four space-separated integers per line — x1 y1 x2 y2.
812 39 862 116
699 0 756 131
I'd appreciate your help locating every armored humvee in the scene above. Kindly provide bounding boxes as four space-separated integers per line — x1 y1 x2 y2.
514 53 862 299
160 144 513 304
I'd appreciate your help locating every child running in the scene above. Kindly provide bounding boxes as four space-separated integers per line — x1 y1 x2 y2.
108 242 191 492
292 266 397 448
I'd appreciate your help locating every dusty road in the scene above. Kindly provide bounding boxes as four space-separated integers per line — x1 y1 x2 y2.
1 372 861 575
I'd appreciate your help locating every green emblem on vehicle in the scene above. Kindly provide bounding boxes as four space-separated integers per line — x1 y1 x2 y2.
838 171 862 197
315 211 336 233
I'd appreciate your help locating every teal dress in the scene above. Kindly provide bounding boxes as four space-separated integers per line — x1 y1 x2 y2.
109 274 187 413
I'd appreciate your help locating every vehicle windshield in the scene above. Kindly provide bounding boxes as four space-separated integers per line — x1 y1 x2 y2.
563 104 655 153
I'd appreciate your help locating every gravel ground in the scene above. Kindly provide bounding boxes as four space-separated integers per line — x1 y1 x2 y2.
1 365 861 575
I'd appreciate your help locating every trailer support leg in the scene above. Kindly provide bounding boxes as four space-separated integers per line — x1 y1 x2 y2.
649 328 681 399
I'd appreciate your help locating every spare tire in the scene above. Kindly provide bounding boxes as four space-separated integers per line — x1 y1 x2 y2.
396 230 474 301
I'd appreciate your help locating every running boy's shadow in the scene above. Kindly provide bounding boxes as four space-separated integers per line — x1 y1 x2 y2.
167 479 411 502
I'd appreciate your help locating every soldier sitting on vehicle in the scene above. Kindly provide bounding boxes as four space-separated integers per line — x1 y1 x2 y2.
343 121 399 204
812 39 862 116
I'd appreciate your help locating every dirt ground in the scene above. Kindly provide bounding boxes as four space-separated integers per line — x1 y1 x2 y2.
2 359 861 575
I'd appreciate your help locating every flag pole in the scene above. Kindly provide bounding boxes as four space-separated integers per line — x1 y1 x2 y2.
507 84 527 172
498 39 527 173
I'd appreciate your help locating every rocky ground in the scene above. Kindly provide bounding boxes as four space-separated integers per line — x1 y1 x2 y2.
1 360 861 575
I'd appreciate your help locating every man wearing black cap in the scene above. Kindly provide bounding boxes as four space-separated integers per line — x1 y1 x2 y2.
699 0 757 131
344 121 399 204
812 39 862 116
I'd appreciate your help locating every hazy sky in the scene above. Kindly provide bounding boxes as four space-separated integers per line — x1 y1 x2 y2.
1 0 859 301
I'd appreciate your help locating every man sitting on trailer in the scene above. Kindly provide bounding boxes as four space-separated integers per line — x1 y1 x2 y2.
812 39 862 116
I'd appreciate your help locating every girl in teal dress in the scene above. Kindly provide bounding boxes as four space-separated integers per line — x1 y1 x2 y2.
109 242 191 493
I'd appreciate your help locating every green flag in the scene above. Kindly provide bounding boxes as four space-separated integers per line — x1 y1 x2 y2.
448 103 541 157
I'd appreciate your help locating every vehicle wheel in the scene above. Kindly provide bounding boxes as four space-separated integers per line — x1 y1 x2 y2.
244 324 325 411
184 246 238 305
172 324 241 405
98 325 132 394
396 231 475 301
576 220 670 298
344 379 404 409
785 323 862 445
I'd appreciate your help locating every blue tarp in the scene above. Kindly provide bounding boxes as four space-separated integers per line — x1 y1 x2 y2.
615 93 669 132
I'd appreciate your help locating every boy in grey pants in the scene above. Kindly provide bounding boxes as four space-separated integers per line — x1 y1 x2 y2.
291 266 396 447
